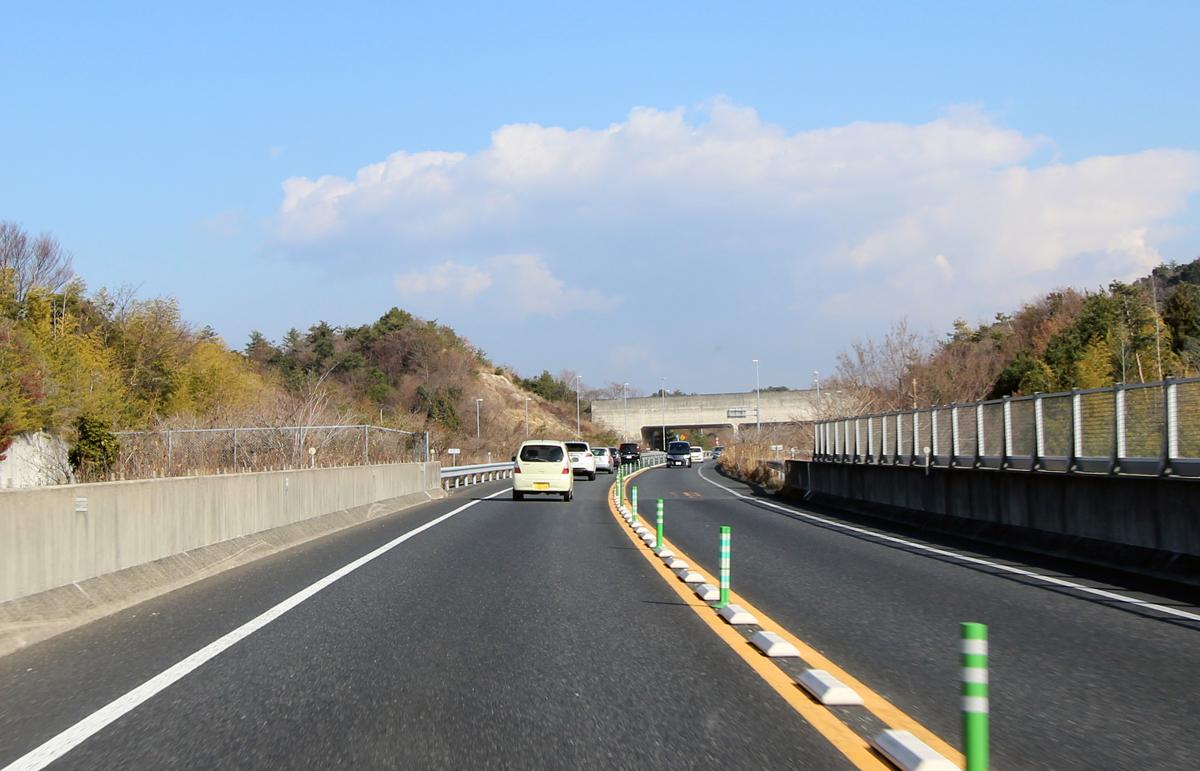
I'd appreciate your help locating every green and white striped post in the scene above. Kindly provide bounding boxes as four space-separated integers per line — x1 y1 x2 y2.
961 622 989 771
631 485 639 523
716 526 731 608
655 499 664 550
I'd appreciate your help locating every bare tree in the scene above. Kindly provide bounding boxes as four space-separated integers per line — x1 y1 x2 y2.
833 319 931 412
0 222 75 305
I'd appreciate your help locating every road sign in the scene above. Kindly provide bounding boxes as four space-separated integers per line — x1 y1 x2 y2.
770 444 783 451
448 448 461 455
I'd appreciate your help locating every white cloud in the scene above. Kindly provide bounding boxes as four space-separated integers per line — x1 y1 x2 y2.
273 100 1200 364
395 260 492 300
393 254 614 316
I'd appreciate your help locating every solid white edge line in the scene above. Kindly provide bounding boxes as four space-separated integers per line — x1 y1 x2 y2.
3 488 509 771
696 467 1200 623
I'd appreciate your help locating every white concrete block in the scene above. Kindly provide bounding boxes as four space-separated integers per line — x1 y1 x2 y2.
654 547 674 558
676 569 705 584
634 526 649 535
641 533 656 545
869 730 957 771
663 557 688 570
750 631 801 658
796 669 863 706
717 603 757 625
694 583 720 601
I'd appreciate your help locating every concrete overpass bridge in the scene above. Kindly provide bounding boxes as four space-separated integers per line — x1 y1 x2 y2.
591 389 822 447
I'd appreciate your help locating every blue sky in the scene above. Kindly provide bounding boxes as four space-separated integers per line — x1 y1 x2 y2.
3 1 1199 394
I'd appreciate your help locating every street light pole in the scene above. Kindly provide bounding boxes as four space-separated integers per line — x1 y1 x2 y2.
753 359 761 436
475 398 483 439
524 397 530 437
623 382 629 440
575 375 582 437
660 376 668 450
814 370 821 400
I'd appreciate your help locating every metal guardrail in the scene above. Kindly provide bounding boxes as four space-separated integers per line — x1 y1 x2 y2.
813 377 1200 478
440 452 669 490
440 462 515 489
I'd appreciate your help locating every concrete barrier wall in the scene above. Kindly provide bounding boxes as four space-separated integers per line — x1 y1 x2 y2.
0 462 441 604
794 461 1200 582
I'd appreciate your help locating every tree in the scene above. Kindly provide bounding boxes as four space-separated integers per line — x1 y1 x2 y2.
0 222 75 309
68 414 118 478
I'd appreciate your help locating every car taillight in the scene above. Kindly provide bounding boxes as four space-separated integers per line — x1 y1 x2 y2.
562 466 570 474
513 466 521 473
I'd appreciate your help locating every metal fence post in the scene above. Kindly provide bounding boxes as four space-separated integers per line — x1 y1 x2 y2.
1070 391 1081 472
167 429 173 473
867 417 875 462
1033 394 1044 470
951 406 960 467
854 418 862 462
881 415 889 463
1001 397 1012 469
931 409 939 460
912 411 921 465
1114 384 1126 473
363 425 370 464
232 429 239 470
974 404 984 468
1165 379 1177 476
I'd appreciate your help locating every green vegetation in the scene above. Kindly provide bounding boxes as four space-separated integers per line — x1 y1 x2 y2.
836 259 1200 410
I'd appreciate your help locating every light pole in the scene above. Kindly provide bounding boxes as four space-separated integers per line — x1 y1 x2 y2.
575 375 582 436
524 397 531 436
813 370 821 400
753 359 761 436
660 376 668 450
475 398 483 439
622 382 629 440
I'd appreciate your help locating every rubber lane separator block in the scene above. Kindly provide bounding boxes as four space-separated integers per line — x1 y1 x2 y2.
693 583 720 602
869 730 958 771
796 669 864 706
641 533 657 545
662 557 688 570
676 569 705 584
717 604 757 625
654 547 674 559
750 631 801 658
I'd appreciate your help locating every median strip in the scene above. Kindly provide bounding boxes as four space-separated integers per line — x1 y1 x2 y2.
609 465 963 770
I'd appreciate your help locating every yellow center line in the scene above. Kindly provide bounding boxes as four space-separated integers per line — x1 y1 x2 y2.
610 471 889 770
612 468 964 769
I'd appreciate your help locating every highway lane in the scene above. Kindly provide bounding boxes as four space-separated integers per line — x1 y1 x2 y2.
1 474 850 769
626 462 1200 769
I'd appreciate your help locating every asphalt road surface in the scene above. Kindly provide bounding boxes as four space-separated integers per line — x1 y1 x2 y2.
1 474 851 770
632 461 1200 770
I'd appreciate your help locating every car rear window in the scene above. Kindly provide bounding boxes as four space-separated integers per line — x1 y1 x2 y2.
591 448 608 456
619 443 638 452
668 441 690 453
520 445 564 462
565 442 588 452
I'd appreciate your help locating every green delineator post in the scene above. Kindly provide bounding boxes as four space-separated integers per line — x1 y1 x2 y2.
716 526 731 608
961 622 989 771
631 485 639 523
655 498 664 550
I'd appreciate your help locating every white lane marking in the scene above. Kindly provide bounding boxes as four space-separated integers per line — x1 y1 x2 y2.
696 467 1200 624
3 489 509 771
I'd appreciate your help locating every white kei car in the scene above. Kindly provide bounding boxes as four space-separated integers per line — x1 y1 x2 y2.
564 441 597 480
591 446 616 474
512 440 574 501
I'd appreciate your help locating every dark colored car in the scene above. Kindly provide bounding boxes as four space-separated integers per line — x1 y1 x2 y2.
619 442 640 464
666 440 692 468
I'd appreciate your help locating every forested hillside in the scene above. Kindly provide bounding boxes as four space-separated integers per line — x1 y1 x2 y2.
834 258 1200 413
0 222 614 471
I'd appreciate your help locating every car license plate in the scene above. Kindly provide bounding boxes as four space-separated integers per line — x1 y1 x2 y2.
534 482 550 490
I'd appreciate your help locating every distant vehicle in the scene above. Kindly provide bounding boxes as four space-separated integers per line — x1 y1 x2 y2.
666 440 692 468
711 446 726 460
512 440 574 501
619 442 640 464
591 446 615 474
689 446 704 464
609 448 621 467
565 441 597 480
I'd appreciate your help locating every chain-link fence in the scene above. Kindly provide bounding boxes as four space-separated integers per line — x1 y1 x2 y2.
110 425 427 481
813 378 1200 477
